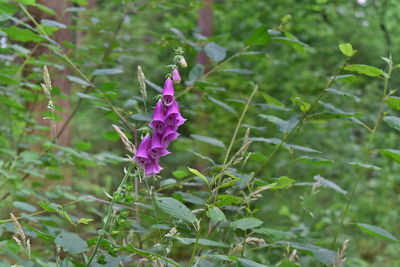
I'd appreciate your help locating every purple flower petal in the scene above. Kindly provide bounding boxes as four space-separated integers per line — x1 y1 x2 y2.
149 133 170 159
134 134 151 167
165 100 186 127
172 69 181 84
149 100 166 134
162 77 175 107
145 158 163 176
162 126 180 146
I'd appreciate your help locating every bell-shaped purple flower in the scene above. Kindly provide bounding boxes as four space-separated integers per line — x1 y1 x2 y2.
162 126 180 147
172 69 181 84
165 99 186 127
134 134 151 167
145 158 162 176
148 132 170 159
162 77 175 107
149 100 166 134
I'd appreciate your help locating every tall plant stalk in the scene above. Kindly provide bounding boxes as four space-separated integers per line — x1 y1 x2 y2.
254 57 351 177
331 60 393 249
187 83 258 266
87 163 134 266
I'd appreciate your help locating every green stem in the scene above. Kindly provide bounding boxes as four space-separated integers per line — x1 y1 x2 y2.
187 84 258 266
223 84 258 166
254 57 350 177
330 64 392 249
87 163 134 266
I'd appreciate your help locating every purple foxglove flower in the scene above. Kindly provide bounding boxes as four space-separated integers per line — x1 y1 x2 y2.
148 132 170 159
165 100 186 127
149 100 166 134
172 69 181 84
162 126 180 147
134 134 151 167
145 158 162 176
162 77 175 107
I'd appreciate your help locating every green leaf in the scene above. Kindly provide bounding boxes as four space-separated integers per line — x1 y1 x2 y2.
259 114 298 133
0 2 17 15
314 175 347 195
37 201 58 212
188 167 209 185
207 95 237 115
326 88 360 102
338 43 356 57
175 237 228 247
238 258 268 267
3 26 44 43
36 4 56 16
188 64 204 83
12 201 37 212
206 206 227 222
291 96 311 112
223 69 255 75
57 208 75 226
348 162 381 171
174 192 205 205
90 251 120 267
19 0 36 5
387 96 400 110
75 141 92 151
125 245 180 266
71 0 88 5
102 131 120 141
272 35 309 53
77 218 94 225
245 25 271 46
145 79 162 93
230 217 263 230
67 75 90 87
204 42 226 62
356 223 399 243
216 194 242 207
93 68 123 76
298 156 334 165
172 169 188 179
253 228 296 240
41 19 66 29
344 64 384 77
261 92 284 107
25 225 54 242
155 197 196 224
278 242 338 265
76 92 101 101
269 176 295 190
383 116 400 131
218 172 242 189
380 149 400 164
191 134 225 148
319 101 357 117
55 232 87 254
278 260 301 267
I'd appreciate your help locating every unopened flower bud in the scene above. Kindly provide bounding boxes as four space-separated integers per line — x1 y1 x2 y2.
172 69 181 84
179 56 187 68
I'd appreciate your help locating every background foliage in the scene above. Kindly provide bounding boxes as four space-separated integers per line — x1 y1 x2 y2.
0 0 399 266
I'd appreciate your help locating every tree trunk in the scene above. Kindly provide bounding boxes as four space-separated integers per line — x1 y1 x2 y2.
28 0 73 147
25 1 73 185
196 0 214 72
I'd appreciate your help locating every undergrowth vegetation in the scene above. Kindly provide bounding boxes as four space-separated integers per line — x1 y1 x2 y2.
0 0 399 266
